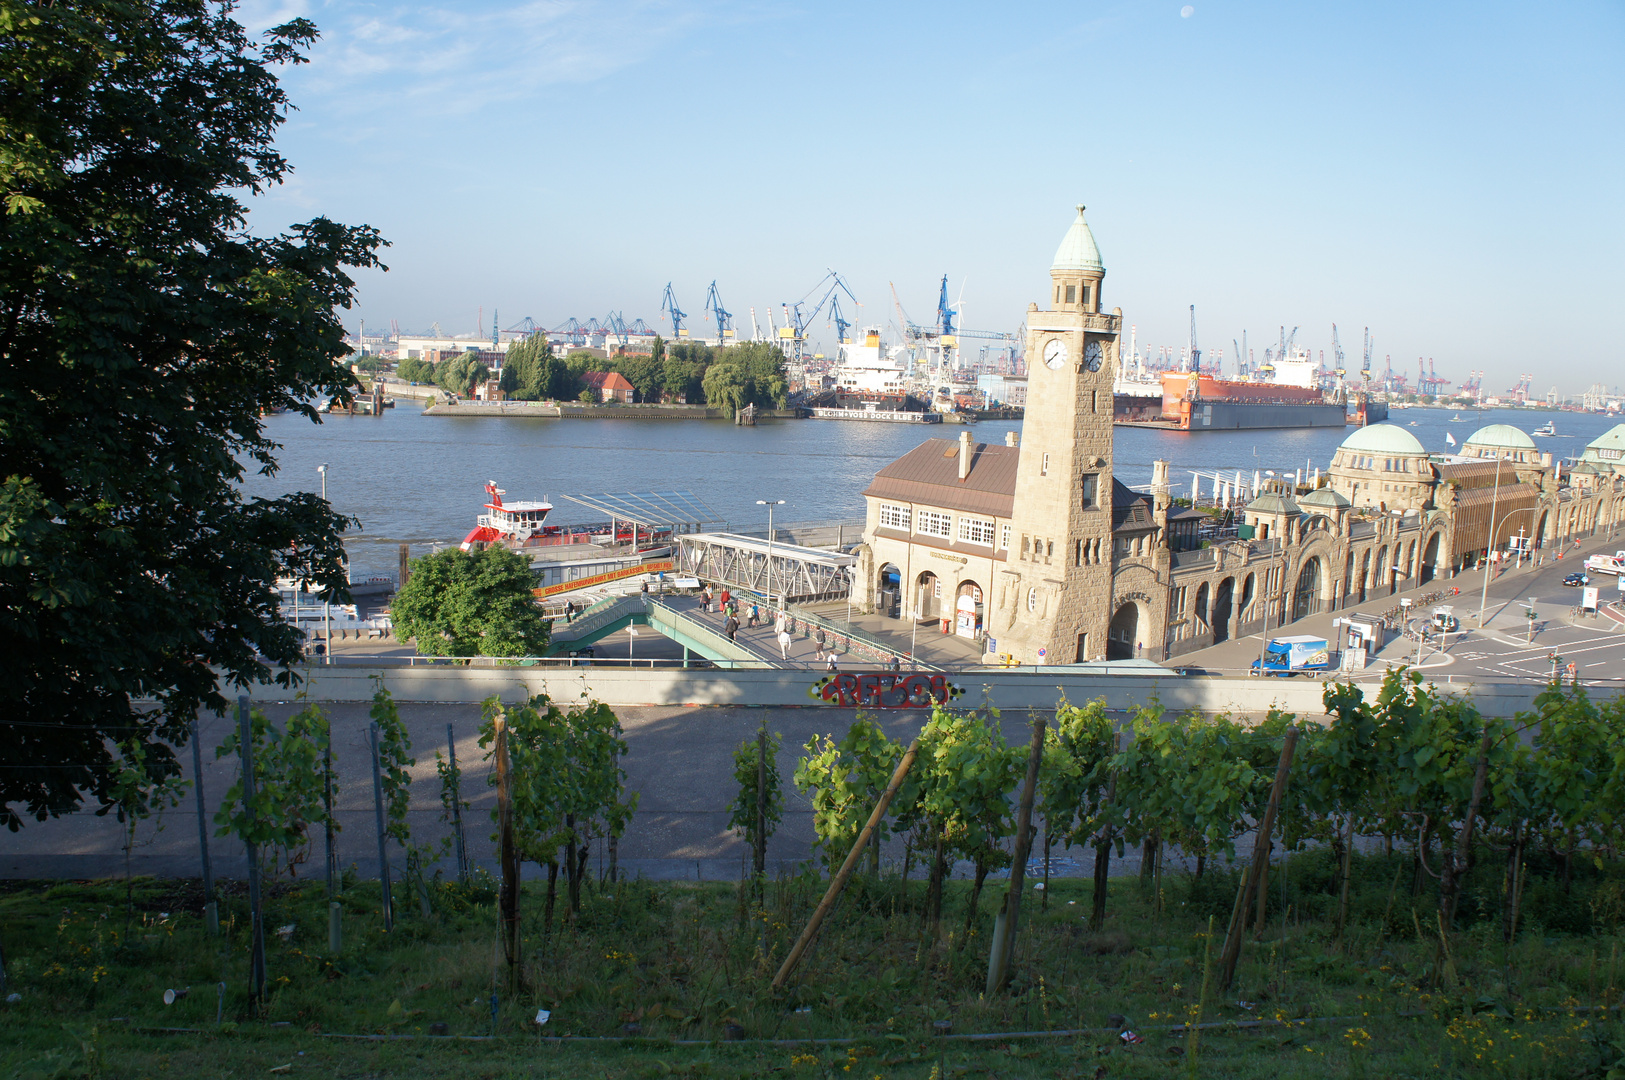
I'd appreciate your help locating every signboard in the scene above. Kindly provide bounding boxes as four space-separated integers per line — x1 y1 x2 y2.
1582 586 1600 611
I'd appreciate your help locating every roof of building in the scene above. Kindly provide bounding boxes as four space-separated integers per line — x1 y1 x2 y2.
1436 459 1520 488
581 370 634 391
1112 479 1155 532
1464 423 1536 450
1337 423 1426 456
1051 205 1103 273
1583 422 1625 457
1299 486 1352 511
862 438 1020 518
1246 492 1301 516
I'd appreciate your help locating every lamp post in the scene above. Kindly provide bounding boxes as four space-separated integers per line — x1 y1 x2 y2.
317 463 331 666
756 499 784 612
1477 501 1538 629
1526 596 1537 643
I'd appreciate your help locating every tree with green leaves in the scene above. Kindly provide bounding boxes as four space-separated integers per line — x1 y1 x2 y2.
729 723 783 888
0 0 377 832
793 715 902 878
433 352 489 397
391 546 550 658
397 356 434 384
1036 697 1117 922
499 334 549 400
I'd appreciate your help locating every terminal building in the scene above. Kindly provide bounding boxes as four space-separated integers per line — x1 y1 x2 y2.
852 207 1625 664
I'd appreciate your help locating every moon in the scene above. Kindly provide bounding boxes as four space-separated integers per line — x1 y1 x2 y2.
1180 4 1194 15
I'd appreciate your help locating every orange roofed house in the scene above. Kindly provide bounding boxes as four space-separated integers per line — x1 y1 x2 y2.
580 371 635 403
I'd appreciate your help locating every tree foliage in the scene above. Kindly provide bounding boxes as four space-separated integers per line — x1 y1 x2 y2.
214 702 334 877
391 546 550 658
0 1 383 829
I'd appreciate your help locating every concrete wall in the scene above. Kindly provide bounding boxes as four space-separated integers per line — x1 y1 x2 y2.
256 664 1547 718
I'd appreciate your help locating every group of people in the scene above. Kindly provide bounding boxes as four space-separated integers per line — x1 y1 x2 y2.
700 585 849 668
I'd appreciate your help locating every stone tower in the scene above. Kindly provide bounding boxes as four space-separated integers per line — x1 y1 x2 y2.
995 206 1123 664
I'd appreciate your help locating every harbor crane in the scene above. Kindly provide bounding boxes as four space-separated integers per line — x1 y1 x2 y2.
1187 305 1201 372
704 281 733 343
936 275 956 338
661 283 686 336
782 270 860 358
504 316 545 338
1331 324 1347 378
1361 327 1373 381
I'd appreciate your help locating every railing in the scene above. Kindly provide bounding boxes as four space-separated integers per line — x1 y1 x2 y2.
762 602 941 669
533 560 672 599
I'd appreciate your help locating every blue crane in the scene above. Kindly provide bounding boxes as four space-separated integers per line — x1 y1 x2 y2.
1331 324 1346 377
1188 305 1201 372
661 283 686 336
704 281 733 342
936 275 955 337
785 270 859 354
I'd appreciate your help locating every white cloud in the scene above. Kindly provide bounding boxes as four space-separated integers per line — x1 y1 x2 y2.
273 0 715 119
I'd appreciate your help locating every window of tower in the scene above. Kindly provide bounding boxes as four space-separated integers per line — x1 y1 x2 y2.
1027 588 1038 612
1080 285 1091 308
1041 452 1050 476
1081 473 1098 509
1000 523 1011 550
1065 284 1076 304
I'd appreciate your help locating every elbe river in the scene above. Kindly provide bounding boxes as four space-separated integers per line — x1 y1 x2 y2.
242 405 1624 583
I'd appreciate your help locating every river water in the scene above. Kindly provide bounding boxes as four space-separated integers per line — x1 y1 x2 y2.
243 405 1624 582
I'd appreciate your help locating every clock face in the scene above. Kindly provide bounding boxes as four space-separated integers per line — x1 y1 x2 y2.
1083 339 1104 372
1043 338 1067 370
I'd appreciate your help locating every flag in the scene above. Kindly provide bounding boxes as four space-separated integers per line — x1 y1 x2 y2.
1445 431 1457 447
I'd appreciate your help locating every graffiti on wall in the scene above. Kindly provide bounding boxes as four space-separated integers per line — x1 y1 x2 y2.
809 672 964 708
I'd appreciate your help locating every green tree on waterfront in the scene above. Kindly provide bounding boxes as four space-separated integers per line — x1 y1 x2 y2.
397 356 434 383
0 2 380 829
700 343 789 415
499 334 550 400
434 352 489 397
392 547 551 658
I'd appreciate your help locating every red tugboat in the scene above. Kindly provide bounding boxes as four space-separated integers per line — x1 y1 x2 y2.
460 482 554 551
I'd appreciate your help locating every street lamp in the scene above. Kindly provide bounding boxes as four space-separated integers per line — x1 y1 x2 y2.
1477 499 1538 629
756 499 784 612
317 463 331 666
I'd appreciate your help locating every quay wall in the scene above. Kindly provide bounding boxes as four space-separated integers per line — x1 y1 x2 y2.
420 401 803 420
249 664 1544 718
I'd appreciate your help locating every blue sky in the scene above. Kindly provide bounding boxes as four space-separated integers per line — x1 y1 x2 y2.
243 0 1624 393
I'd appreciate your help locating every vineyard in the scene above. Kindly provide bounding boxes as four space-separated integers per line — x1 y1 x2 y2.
2 670 1624 1079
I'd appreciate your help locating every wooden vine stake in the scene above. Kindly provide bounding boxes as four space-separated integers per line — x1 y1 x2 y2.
236 697 268 1004
986 715 1046 995
493 707 523 993
772 738 920 990
1219 724 1298 991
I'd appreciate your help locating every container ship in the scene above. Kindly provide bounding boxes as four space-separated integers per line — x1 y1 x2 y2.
1145 349 1387 431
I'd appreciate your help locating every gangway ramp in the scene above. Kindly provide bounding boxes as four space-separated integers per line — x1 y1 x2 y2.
545 595 763 666
675 532 855 603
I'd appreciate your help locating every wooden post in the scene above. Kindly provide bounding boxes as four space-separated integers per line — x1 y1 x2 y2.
494 710 522 992
754 723 768 891
368 723 394 932
190 719 218 935
1220 725 1298 991
772 738 919 990
987 716 1046 995
236 697 267 1003
323 735 337 899
447 723 468 884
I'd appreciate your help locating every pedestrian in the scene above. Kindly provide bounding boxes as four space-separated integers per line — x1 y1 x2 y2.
825 651 838 673
889 654 902 673
720 588 731 609
640 579 649 595
726 615 739 641
748 603 759 627
565 600 576 624
702 586 712 613
777 628 792 659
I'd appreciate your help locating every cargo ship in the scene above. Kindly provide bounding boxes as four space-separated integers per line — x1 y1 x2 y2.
1158 371 1347 430
804 327 940 423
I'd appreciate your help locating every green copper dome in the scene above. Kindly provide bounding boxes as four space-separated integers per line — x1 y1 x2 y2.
1299 487 1352 511
1052 205 1103 273
1464 423 1537 450
1338 423 1426 456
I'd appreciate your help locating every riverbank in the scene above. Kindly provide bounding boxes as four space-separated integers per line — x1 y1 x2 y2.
419 400 804 419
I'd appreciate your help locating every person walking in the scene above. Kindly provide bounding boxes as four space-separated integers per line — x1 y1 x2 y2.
702 586 712 614
640 579 649 595
564 600 576 624
747 602 759 628
889 653 902 673
720 587 731 610
725 614 739 641
825 651 838 673
777 628 792 660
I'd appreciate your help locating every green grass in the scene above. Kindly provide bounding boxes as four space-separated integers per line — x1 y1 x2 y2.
2 852 1623 1078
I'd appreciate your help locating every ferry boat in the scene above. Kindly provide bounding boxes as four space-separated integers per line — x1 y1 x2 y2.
459 482 673 552
1532 421 1556 437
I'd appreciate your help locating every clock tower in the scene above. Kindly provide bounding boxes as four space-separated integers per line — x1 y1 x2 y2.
996 205 1123 664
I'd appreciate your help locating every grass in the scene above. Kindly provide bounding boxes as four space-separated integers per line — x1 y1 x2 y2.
1 850 1623 1078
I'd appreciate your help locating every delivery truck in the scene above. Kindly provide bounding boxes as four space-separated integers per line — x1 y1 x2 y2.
1250 635 1333 677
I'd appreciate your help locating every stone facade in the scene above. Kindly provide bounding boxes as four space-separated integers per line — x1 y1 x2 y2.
854 208 1625 665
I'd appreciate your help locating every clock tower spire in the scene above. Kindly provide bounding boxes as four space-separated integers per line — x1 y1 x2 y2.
995 205 1123 665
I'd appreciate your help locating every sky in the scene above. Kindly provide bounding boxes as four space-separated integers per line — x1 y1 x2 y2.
241 0 1625 393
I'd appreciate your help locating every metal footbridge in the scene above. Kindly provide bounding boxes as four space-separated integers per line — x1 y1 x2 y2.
674 532 856 603
545 595 764 666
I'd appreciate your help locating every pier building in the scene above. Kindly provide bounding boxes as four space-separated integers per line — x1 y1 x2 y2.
852 207 1625 664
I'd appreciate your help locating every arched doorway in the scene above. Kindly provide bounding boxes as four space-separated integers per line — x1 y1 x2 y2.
1107 602 1139 661
1420 533 1440 584
1211 577 1234 643
1195 582 1210 634
954 581 984 639
1238 573 1256 630
916 571 940 621
1292 557 1322 621
1357 550 1371 603
1343 553 1355 606
1536 509 1550 549
878 564 902 618
1372 547 1389 597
